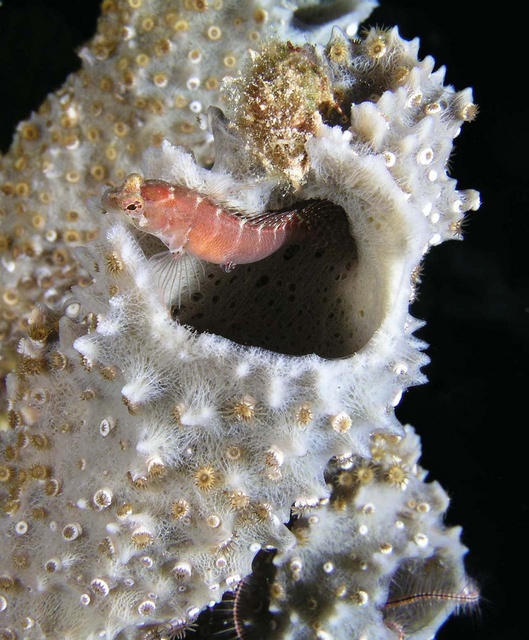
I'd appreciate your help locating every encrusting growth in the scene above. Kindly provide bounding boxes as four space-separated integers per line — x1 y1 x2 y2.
224 38 344 186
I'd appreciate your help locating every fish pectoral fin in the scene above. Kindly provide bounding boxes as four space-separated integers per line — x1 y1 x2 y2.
148 250 204 308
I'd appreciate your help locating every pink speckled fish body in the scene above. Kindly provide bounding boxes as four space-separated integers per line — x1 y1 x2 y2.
103 173 345 268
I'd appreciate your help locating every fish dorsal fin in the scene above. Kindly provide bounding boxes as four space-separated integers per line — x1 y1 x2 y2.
243 199 350 247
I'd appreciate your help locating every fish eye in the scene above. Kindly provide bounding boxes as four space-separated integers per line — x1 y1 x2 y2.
123 195 144 213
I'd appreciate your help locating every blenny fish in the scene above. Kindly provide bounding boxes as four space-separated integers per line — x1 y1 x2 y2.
102 173 348 302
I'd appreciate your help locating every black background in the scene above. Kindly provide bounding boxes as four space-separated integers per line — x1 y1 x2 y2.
0 1 525 639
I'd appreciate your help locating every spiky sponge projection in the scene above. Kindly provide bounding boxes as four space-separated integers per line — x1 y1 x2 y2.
1 13 479 640
263 426 478 640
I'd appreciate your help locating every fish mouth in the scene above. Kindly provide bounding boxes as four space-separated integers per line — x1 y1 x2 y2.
101 187 119 213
